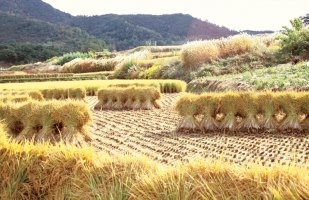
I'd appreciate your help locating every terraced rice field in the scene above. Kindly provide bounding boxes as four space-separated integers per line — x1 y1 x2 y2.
87 94 309 167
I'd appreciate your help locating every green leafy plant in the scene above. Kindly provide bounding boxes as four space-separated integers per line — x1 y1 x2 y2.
278 18 309 61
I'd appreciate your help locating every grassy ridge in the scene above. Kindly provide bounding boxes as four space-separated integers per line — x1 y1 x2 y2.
203 63 309 91
0 131 308 199
176 91 309 131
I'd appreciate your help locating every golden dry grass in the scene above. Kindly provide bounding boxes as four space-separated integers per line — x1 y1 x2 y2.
61 58 117 73
0 125 308 200
181 34 270 68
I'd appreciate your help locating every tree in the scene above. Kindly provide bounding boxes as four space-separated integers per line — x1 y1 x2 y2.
278 18 309 60
302 14 309 25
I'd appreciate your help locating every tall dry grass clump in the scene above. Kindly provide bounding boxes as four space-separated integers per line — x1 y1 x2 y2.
181 34 261 69
217 34 257 58
181 40 219 69
195 94 220 131
0 100 92 146
61 58 117 73
175 94 200 131
95 87 161 110
176 91 309 132
130 160 309 200
0 134 154 200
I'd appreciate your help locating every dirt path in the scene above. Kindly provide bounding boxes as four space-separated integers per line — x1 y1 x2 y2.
87 94 309 167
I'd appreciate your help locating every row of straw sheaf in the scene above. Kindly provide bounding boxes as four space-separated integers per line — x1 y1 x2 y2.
0 100 92 146
176 91 309 132
95 87 161 110
86 80 186 96
0 90 44 102
0 80 187 96
0 130 308 200
0 88 86 100
40 88 86 100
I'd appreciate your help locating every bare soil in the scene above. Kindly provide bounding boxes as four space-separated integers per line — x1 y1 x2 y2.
87 94 309 167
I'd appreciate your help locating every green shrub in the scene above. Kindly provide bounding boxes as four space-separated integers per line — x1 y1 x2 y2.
278 18 309 61
113 60 137 79
55 52 94 65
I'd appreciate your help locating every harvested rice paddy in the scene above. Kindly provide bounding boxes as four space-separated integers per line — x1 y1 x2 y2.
87 94 309 167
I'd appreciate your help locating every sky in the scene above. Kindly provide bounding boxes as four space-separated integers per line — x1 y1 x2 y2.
42 0 308 31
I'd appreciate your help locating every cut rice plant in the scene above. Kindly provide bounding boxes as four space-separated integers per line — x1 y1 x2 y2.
237 92 260 130
15 102 44 142
175 94 200 131
219 92 240 130
0 102 27 137
299 93 309 130
195 94 220 131
95 87 161 110
256 92 278 129
40 100 92 146
0 100 92 146
274 92 303 130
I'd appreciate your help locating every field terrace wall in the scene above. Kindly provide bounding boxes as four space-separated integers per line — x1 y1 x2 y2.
176 91 309 132
0 73 75 83
0 100 92 146
95 87 161 110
